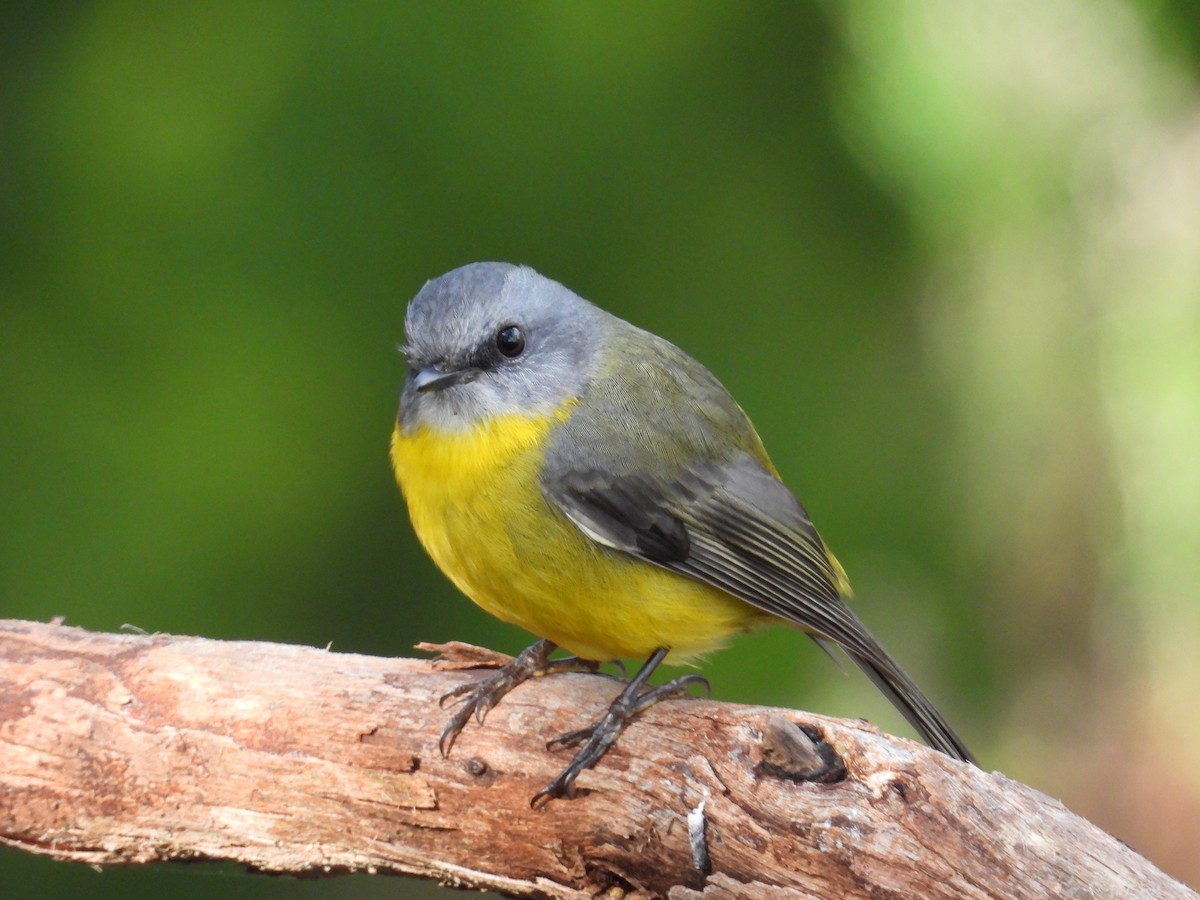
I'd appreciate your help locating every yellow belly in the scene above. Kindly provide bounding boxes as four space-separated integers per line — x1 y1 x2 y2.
389 411 764 662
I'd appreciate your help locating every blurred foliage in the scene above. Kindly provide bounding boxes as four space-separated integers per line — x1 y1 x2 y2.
2 1 1198 895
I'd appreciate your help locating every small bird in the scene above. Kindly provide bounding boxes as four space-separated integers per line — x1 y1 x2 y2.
390 262 974 804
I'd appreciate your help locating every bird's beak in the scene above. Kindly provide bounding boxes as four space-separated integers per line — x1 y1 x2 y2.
411 364 482 393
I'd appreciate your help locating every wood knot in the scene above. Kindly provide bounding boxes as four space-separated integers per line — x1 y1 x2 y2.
757 715 847 783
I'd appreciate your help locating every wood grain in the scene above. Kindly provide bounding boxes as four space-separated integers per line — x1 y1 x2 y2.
0 619 1192 899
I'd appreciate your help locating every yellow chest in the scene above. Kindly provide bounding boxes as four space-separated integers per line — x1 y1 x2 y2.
390 411 571 625
389 410 763 662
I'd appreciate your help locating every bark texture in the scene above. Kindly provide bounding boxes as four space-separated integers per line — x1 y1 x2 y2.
0 619 1192 899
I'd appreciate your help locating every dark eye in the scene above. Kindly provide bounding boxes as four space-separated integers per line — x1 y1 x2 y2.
495 324 525 358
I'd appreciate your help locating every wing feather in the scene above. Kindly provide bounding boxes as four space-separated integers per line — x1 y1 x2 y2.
544 451 975 764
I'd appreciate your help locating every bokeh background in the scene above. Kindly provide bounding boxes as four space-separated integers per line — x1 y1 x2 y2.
4 1 1199 896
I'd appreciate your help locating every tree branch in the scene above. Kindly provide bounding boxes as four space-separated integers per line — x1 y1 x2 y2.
0 619 1192 898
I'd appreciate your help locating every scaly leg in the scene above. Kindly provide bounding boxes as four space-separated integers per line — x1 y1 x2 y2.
531 647 709 807
438 638 601 755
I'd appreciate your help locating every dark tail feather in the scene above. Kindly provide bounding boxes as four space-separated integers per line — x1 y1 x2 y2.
848 649 976 765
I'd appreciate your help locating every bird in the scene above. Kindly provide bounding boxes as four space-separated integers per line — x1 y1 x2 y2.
389 262 975 805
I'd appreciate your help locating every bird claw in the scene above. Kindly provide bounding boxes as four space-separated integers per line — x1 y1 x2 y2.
436 642 705 807
438 639 556 756
437 639 607 757
545 724 597 752
532 660 709 807
438 678 484 707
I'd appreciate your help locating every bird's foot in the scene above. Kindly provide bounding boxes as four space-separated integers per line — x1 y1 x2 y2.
531 663 709 808
439 638 600 756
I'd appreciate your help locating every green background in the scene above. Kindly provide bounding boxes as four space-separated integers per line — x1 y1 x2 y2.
4 2 1199 896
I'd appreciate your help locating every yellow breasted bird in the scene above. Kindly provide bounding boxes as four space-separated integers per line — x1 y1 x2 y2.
390 262 974 804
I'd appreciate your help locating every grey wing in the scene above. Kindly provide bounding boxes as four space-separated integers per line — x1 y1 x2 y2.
543 451 976 764
545 451 864 653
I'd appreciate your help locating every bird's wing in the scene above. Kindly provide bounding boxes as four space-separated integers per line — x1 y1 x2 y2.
542 450 976 764
543 450 869 656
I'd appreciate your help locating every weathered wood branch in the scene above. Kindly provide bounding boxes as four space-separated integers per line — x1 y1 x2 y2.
0 619 1192 898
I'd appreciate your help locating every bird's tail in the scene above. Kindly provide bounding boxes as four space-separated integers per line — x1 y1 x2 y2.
847 647 976 765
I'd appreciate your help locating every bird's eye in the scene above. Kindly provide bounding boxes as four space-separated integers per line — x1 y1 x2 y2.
495 324 525 358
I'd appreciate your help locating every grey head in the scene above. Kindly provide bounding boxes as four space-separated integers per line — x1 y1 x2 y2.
399 263 612 432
